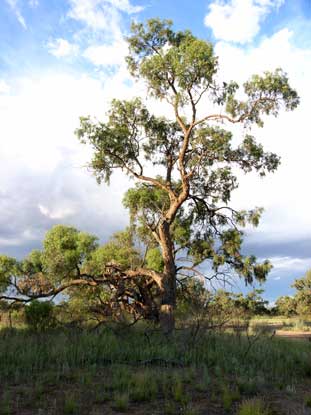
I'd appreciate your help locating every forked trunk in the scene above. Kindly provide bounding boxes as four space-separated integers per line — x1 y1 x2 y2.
158 221 176 334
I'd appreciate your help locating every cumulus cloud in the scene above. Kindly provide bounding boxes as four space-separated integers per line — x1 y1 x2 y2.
204 0 284 43
0 68 139 257
67 0 143 71
83 38 128 66
68 0 142 35
209 27 311 245
47 38 79 58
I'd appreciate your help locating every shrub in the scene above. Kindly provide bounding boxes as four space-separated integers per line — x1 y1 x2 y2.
25 300 55 331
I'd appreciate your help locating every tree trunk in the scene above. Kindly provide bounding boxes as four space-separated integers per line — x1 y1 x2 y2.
158 220 176 334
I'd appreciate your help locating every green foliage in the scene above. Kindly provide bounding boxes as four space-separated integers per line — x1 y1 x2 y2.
87 229 141 273
292 270 311 316
0 256 19 292
274 296 297 317
127 19 217 100
145 248 164 272
24 300 55 331
42 225 98 282
274 269 311 318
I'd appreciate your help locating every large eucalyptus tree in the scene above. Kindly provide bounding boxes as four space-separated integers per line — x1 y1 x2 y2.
0 19 299 333
76 19 299 332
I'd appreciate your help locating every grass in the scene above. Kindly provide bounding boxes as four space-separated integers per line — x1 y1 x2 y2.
112 392 129 412
0 326 309 414
251 316 311 332
237 398 273 415
130 371 158 402
0 327 309 383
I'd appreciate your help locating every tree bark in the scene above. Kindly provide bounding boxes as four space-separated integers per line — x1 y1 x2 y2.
158 220 176 334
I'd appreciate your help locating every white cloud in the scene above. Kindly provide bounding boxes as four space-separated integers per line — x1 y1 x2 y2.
270 257 311 272
0 69 135 250
83 38 128 66
210 28 311 241
38 204 75 220
0 73 107 173
204 0 284 43
47 38 79 58
5 0 27 29
106 0 143 13
68 0 143 35
67 0 139 70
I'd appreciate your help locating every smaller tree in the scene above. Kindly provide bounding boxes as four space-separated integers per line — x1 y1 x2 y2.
234 289 269 315
274 295 297 317
0 225 162 326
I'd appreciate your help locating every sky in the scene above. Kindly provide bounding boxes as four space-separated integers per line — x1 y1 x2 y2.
0 0 310 303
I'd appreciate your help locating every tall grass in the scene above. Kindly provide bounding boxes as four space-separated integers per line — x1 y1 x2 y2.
0 326 309 385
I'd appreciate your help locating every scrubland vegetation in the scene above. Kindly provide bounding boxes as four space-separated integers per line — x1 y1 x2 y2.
0 288 311 414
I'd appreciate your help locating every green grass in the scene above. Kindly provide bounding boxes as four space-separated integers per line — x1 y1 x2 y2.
130 371 158 402
251 316 311 332
112 392 129 412
237 398 273 415
0 327 309 385
0 326 309 414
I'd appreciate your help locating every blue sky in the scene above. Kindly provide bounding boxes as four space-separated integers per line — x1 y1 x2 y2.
0 0 311 303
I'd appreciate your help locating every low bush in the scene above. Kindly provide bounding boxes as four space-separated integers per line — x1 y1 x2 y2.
25 300 55 331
